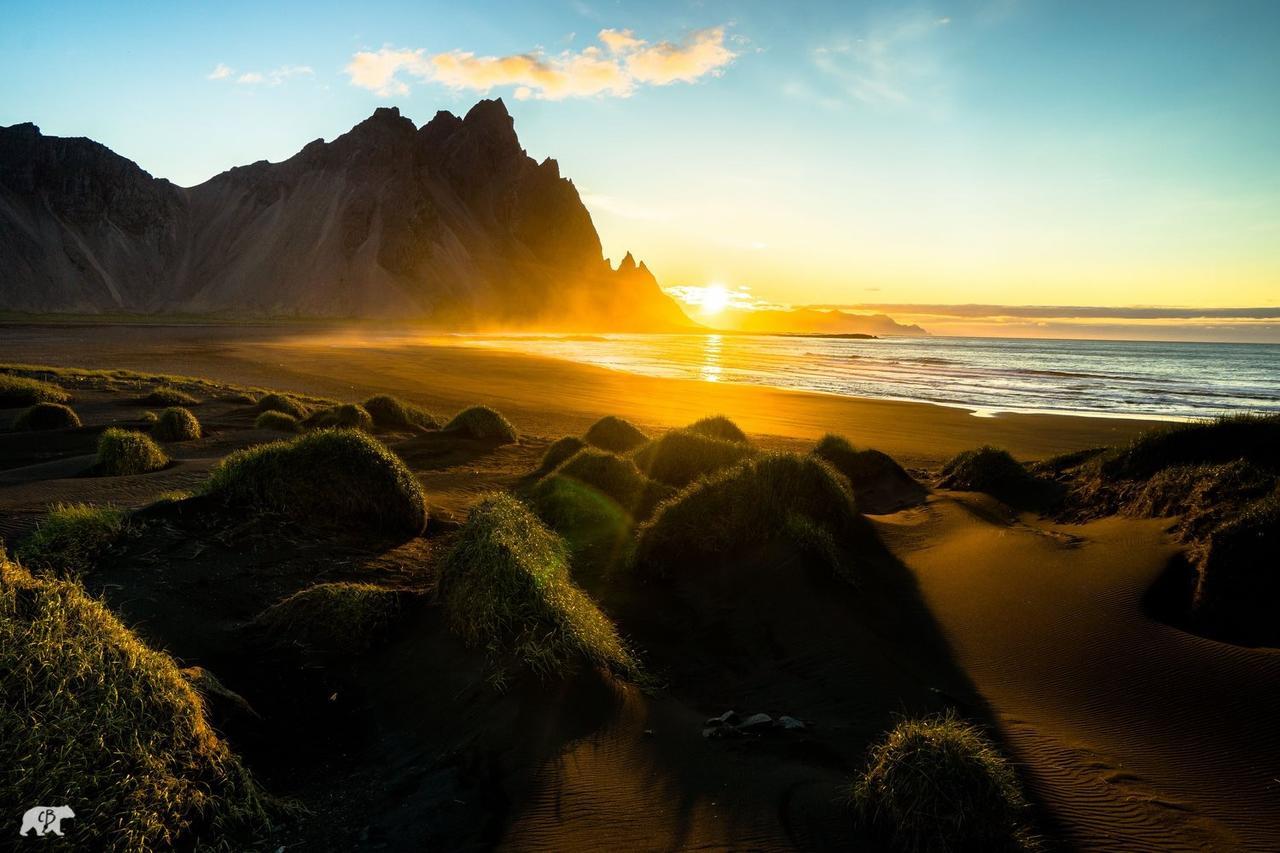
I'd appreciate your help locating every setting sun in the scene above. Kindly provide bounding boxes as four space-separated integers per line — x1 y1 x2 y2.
701 283 730 315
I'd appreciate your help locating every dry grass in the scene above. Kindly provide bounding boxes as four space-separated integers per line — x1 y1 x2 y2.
13 401 81 430
16 503 126 577
441 492 638 688
583 415 649 453
363 394 441 431
153 406 202 441
141 385 201 406
939 446 1046 507
0 557 275 850
1192 492 1280 644
305 403 373 431
254 410 301 432
443 405 518 442
0 373 70 407
255 393 310 420
631 428 754 487
256 582 405 654
96 427 169 476
685 414 749 444
539 436 587 472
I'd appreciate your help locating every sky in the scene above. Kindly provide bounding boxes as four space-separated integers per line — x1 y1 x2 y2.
3 1 1278 340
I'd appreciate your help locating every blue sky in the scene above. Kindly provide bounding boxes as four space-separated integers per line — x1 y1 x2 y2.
3 0 1279 335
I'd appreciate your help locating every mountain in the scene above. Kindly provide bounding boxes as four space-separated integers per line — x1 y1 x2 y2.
699 306 927 336
0 101 689 329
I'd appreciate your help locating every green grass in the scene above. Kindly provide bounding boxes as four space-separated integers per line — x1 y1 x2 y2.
540 436 587 472
96 428 169 476
363 394 441 431
583 415 649 453
16 503 126 577
254 410 300 432
530 448 671 539
441 492 638 687
0 373 70 407
305 403 373 431
1192 492 1280 644
152 406 202 442
13 402 81 430
632 452 858 578
938 446 1044 507
443 405 518 442
1099 413 1280 480
256 582 404 653
685 414 749 444
204 428 428 538
853 713 1036 853
0 557 274 850
141 385 200 406
631 428 754 487
255 393 310 420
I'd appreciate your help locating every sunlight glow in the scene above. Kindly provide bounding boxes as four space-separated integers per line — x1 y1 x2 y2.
700 283 730 315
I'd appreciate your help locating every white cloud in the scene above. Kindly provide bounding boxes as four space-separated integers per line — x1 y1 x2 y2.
345 26 737 101
809 14 951 111
208 65 314 87
206 63 233 80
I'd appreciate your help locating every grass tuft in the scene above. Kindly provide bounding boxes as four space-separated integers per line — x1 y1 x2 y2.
0 373 70 407
364 394 441 431
531 448 671 530
540 436 588 472
141 385 200 406
814 434 927 512
853 712 1037 853
96 427 169 476
686 414 749 444
631 428 754 488
256 582 405 654
633 452 857 578
1099 413 1280 481
13 402 81 431
1192 492 1280 645
443 405 518 442
255 393 310 420
254 410 300 432
204 428 427 538
0 557 275 850
152 406 202 442
939 446 1044 507
441 492 638 687
583 415 649 453
305 403 373 431
16 503 126 577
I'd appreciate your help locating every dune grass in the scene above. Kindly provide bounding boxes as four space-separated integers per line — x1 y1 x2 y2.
583 415 649 453
141 385 200 407
256 582 404 654
305 403 373 431
153 406 202 442
443 405 518 443
1192 492 1280 644
0 373 70 407
540 435 588 472
16 502 126 577
13 401 81 430
939 446 1044 507
686 414 749 444
204 428 427 538
853 712 1036 853
254 410 300 432
0 557 274 850
364 394 441 431
1100 413 1280 481
529 448 672 545
632 452 858 578
441 492 637 687
631 428 754 488
96 427 169 476
255 392 310 420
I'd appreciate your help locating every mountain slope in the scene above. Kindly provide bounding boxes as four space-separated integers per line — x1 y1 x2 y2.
0 101 688 329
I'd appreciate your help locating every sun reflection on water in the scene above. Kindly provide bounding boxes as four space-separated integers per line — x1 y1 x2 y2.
700 334 722 382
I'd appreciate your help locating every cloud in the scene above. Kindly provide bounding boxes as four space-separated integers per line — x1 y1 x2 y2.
206 63 233 80
208 65 314 87
345 26 737 100
809 304 1280 320
809 14 951 110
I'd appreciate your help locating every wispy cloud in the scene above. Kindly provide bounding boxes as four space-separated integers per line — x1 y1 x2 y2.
207 64 314 86
811 304 1280 320
206 63 233 80
808 13 951 111
345 26 737 100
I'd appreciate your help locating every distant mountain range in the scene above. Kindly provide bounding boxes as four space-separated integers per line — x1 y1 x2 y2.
0 100 688 329
704 306 926 336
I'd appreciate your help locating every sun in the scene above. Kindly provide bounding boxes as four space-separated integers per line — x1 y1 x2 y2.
701 282 730 315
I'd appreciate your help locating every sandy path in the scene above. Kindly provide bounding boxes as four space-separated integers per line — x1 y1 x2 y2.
880 497 1280 850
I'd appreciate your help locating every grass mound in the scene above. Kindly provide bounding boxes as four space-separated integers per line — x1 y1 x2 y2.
141 385 200 406
583 415 649 453
364 394 441 431
96 428 169 476
441 493 637 687
633 452 858 578
939 446 1044 507
256 582 404 654
531 449 670 529
306 403 373 431
153 406 202 442
13 401 81 430
686 414 749 444
632 428 754 487
814 434 927 513
853 713 1036 853
254 410 300 432
204 428 427 538
0 373 70 407
1100 413 1280 481
0 558 273 850
16 503 125 577
540 435 588 472
255 392 309 420
1192 493 1280 645
443 405 518 442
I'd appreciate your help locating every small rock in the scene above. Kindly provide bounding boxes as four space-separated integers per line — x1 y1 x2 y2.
642 728 655 738
739 712 773 731
779 715 806 731
705 710 739 727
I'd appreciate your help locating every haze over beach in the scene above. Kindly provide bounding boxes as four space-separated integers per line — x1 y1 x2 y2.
2 2 1279 852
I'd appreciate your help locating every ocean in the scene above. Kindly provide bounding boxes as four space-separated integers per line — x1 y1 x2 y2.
462 333 1280 421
